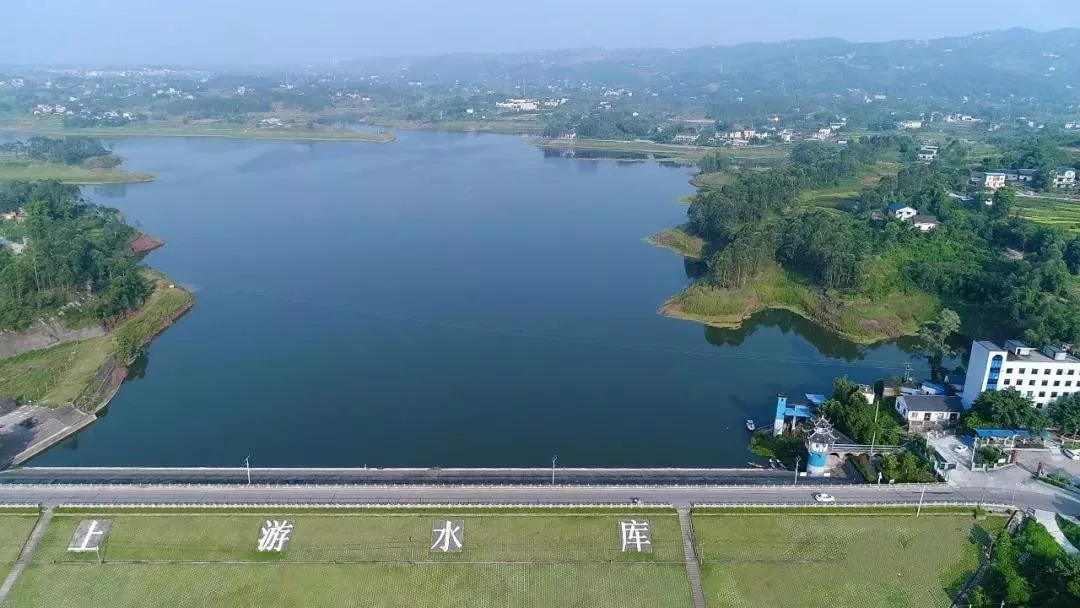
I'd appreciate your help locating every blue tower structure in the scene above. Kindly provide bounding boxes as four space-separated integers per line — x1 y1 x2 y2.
805 417 838 477
773 394 814 437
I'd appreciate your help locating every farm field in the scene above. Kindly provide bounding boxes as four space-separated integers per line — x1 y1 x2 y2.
7 508 692 608
693 512 1001 608
1014 195 1080 233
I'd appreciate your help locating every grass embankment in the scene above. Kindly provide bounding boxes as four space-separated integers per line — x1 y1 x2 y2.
0 513 40 579
645 224 706 259
658 262 937 343
369 117 541 134
534 138 790 162
1057 514 1080 549
0 118 395 143
1014 195 1080 233
693 512 1002 608
10 510 693 608
0 271 194 406
0 158 154 184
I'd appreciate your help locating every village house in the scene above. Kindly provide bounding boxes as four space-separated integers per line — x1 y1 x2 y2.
886 203 918 221
895 395 963 431
899 120 923 129
671 133 699 145
912 215 941 232
917 145 939 162
0 209 26 223
971 171 1007 190
1052 166 1076 189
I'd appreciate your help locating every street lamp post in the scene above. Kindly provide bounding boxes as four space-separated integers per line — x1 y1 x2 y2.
794 456 801 486
917 485 926 517
244 455 251 485
551 455 558 486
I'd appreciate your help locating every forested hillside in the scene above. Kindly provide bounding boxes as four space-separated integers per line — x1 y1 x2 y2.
0 181 151 330
686 138 1080 346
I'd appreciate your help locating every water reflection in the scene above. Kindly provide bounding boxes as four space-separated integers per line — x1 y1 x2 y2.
704 308 920 362
127 352 151 381
91 184 129 199
683 257 707 280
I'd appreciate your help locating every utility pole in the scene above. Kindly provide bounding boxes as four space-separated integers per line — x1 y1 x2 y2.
551 455 557 486
917 485 926 517
244 455 251 485
869 396 881 459
794 456 801 486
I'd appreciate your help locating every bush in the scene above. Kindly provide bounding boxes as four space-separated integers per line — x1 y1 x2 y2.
850 454 875 482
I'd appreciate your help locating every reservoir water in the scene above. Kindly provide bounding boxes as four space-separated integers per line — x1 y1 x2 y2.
32 132 926 467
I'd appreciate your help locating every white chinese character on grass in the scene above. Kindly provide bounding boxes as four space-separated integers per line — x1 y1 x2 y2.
431 520 463 552
257 520 293 552
620 519 652 553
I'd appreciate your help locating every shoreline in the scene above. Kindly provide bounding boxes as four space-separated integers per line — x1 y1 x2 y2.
645 227 935 344
0 121 396 143
0 271 195 468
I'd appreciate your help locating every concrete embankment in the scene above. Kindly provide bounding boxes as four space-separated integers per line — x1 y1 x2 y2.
0 320 106 360
0 466 841 486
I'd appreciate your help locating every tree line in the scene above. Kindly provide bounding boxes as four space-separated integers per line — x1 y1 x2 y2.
0 181 151 330
0 136 113 165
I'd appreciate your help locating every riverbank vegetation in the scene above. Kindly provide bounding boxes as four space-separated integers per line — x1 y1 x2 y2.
0 136 154 183
0 271 192 406
966 519 1080 607
645 225 704 259
652 133 1080 346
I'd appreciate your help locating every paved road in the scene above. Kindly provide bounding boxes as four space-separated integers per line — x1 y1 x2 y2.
2 482 1078 514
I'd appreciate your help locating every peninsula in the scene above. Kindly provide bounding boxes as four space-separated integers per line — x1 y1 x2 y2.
0 180 193 466
650 136 1080 347
0 135 154 184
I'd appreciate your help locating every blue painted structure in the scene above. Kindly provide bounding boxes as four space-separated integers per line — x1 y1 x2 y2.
773 394 815 437
806 420 838 477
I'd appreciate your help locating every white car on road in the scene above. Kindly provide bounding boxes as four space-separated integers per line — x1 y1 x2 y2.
1064 448 1080 460
813 493 836 503
952 444 970 455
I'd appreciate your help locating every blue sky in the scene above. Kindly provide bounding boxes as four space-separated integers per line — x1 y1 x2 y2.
4 0 1079 66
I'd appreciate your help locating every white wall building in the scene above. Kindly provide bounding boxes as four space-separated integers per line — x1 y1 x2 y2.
962 340 1080 408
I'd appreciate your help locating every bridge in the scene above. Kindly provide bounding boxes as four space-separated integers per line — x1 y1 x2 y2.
830 444 905 456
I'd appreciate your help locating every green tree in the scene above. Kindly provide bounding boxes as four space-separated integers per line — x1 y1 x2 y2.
917 308 961 379
1048 394 1080 438
962 388 1047 433
992 185 1016 218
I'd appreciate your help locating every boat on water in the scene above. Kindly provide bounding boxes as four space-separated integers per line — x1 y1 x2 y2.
745 419 756 431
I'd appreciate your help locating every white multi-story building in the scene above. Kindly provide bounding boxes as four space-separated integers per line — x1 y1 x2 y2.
962 340 1080 408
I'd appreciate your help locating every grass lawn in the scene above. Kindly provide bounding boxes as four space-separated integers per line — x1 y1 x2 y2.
659 262 937 343
0 272 194 406
8 563 693 608
646 224 706 259
693 513 1001 608
32 511 684 563
10 510 693 608
1014 195 1080 233
0 158 154 184
0 513 40 578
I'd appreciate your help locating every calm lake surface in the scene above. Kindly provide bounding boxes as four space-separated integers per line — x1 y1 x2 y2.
33 132 926 467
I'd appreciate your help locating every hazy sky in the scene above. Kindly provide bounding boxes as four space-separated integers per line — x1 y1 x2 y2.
4 0 1079 66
